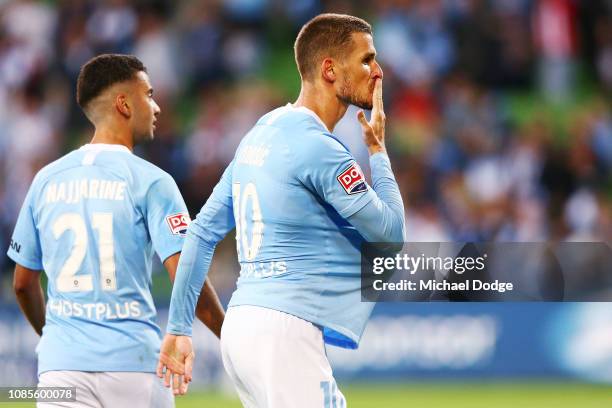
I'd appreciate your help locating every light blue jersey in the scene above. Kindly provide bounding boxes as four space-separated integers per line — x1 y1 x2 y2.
168 105 405 349
7 143 189 374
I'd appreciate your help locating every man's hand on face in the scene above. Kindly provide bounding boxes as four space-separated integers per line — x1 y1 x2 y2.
357 78 386 155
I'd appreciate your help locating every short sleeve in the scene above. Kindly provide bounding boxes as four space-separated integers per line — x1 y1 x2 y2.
296 132 376 219
145 174 190 263
7 184 43 270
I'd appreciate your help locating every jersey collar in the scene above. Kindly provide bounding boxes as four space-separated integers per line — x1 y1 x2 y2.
285 103 330 132
80 143 132 154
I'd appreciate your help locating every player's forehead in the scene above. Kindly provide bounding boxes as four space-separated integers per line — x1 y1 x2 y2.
348 32 376 59
133 71 152 90
107 70 150 95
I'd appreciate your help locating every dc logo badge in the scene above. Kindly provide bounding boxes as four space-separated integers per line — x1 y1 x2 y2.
337 162 368 195
166 213 191 235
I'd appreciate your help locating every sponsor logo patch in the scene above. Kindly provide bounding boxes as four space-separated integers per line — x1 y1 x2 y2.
9 239 21 254
166 213 191 235
337 162 368 195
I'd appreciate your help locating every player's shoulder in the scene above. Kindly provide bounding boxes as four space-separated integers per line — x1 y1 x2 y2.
257 105 321 135
43 145 173 190
30 149 83 188
119 153 181 201
292 122 351 162
124 152 171 180
259 105 349 153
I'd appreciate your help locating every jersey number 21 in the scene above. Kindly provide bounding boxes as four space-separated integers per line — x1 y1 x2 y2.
53 213 116 292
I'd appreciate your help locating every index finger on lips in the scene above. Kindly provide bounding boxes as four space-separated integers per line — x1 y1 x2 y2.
373 78 384 116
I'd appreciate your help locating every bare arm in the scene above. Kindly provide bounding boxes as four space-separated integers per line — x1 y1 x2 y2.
164 253 224 339
13 264 45 336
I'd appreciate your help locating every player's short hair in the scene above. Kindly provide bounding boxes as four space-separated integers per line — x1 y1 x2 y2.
76 54 146 110
294 13 372 81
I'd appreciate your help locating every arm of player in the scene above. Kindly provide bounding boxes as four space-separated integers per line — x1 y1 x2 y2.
346 153 405 243
13 264 45 336
158 162 235 395
145 169 227 338
164 253 224 338
8 183 46 336
166 161 235 337
350 77 405 243
299 140 405 243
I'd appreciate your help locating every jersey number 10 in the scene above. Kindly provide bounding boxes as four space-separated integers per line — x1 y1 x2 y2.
53 213 116 292
232 182 264 261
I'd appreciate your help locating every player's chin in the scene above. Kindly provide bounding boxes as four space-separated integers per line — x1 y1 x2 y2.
135 131 155 145
353 99 373 110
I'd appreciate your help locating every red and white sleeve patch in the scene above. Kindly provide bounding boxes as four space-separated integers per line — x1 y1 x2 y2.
166 212 191 235
337 162 368 195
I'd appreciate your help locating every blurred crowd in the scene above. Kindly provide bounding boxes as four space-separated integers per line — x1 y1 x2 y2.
0 0 610 290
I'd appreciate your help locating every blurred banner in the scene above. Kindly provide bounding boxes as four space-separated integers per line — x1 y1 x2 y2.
2 303 612 387
328 303 612 382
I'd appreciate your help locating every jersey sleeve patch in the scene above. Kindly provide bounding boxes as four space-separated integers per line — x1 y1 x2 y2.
337 162 368 195
166 213 191 235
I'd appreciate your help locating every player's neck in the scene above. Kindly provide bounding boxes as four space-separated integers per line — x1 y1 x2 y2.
90 122 134 151
294 83 348 132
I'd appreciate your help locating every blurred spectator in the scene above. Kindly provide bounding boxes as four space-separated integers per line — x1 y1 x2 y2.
133 7 182 99
2 79 57 221
596 24 612 92
178 1 224 88
85 0 136 54
1 0 56 63
533 0 577 102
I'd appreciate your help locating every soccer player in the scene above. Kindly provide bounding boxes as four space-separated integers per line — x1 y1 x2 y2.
7 54 224 407
158 14 405 406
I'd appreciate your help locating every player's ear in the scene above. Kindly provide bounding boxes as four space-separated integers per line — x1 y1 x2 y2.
321 58 336 83
115 93 131 118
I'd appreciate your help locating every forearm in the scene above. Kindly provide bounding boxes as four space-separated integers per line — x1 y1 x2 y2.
194 278 225 338
371 153 405 230
167 223 217 336
348 153 405 242
167 160 234 337
15 285 45 336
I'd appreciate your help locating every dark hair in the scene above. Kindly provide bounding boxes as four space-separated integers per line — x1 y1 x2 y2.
76 54 146 109
294 13 372 81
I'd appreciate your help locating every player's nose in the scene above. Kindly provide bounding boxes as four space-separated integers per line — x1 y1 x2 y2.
372 61 383 80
